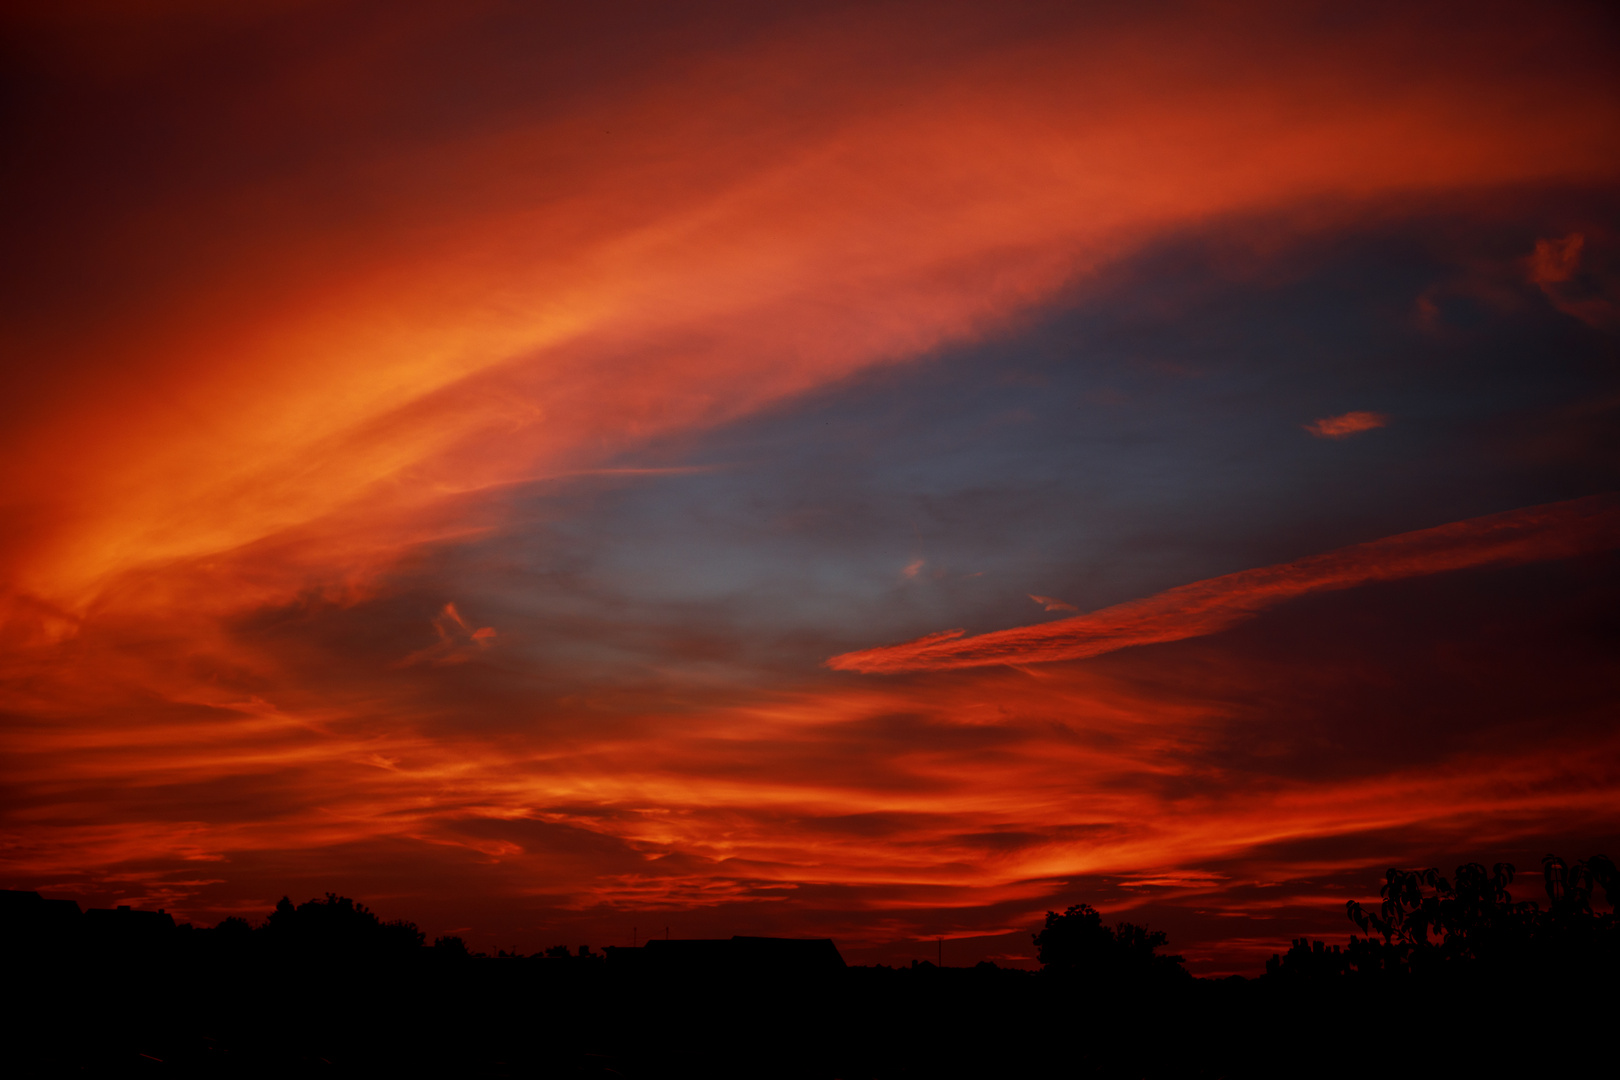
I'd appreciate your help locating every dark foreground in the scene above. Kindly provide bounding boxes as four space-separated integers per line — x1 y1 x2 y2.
7 855 1616 1078
9 946 1616 1078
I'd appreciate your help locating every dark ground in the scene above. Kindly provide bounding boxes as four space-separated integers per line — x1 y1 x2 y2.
9 946 1614 1078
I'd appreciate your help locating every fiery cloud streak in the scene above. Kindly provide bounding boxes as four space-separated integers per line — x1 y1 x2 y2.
829 496 1620 673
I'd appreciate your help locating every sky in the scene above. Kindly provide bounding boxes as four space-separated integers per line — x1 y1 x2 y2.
2 0 1618 973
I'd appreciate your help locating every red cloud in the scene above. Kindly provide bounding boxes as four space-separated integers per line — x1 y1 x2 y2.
828 494 1620 674
1304 411 1388 438
1528 232 1617 329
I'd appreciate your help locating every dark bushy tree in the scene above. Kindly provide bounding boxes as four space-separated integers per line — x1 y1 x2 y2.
261 893 424 958
433 934 470 956
1032 903 1187 984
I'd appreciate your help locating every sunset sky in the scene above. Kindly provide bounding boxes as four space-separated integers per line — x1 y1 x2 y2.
3 0 1618 972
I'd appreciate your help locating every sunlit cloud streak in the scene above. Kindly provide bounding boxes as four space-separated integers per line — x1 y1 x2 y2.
828 495 1620 673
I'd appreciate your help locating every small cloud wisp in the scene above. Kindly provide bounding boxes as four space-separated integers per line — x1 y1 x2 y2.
398 602 496 667
1304 411 1389 439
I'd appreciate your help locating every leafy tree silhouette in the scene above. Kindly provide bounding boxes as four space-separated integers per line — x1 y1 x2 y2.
1542 854 1617 915
1533 853 1618 970
1271 853 1617 980
1032 903 1187 984
1344 861 1530 969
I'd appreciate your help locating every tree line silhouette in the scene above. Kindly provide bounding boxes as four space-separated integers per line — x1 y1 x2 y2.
4 853 1613 1077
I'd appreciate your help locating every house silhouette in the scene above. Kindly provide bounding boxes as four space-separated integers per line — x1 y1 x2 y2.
1 888 83 950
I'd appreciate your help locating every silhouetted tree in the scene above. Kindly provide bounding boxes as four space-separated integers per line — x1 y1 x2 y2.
1532 854 1619 970
434 934 470 956
213 915 252 936
261 893 424 958
1265 937 1348 980
1543 854 1617 916
1271 853 1617 981
1343 860 1534 971
1032 903 1187 984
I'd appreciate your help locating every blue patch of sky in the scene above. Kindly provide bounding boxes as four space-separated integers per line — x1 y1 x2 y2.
463 207 1619 672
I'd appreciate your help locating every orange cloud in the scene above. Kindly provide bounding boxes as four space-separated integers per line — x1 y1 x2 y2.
828 495 1620 673
1304 411 1389 438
